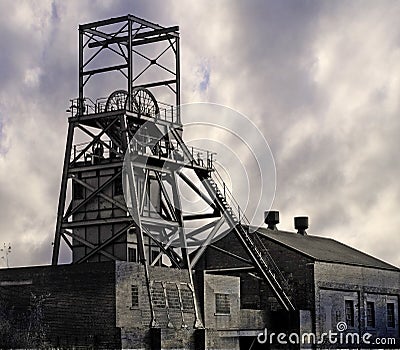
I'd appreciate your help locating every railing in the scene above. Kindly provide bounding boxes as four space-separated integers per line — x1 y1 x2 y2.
252 233 293 293
157 101 177 123
67 97 179 124
211 167 251 226
131 132 216 171
209 166 293 301
71 133 217 170
70 140 121 164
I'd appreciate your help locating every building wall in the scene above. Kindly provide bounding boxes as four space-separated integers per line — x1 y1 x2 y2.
257 235 315 312
202 273 266 350
115 262 198 349
203 274 240 350
0 262 119 349
314 261 400 342
198 232 314 314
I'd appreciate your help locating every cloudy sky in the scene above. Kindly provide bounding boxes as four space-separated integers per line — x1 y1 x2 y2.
0 0 399 268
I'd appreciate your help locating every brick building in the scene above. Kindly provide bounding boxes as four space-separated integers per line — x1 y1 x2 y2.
0 261 265 349
1 217 398 349
195 215 400 348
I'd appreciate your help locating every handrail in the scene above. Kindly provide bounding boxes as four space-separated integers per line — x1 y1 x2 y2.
70 139 119 163
67 96 180 125
209 165 292 298
131 132 216 170
252 233 292 292
210 166 250 226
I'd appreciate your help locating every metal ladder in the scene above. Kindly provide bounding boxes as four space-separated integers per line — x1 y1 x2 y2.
170 127 295 312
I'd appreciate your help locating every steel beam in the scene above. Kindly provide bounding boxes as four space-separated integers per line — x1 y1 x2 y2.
79 15 129 31
191 217 225 267
83 64 128 76
178 171 216 210
63 230 120 261
205 267 256 274
207 244 253 265
68 161 124 173
66 171 123 218
52 122 74 265
63 217 131 228
182 213 220 221
88 26 179 48
71 177 127 211
76 223 133 263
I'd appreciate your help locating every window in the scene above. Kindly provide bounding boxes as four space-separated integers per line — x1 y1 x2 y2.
128 247 137 262
345 300 355 327
73 181 84 200
387 303 395 328
114 173 123 195
151 249 161 266
367 302 375 328
215 293 230 314
131 285 139 307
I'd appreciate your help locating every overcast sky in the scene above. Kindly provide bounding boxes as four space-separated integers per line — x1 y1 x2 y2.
0 0 399 268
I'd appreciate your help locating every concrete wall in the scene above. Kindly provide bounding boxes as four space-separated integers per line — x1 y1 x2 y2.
314 261 400 342
0 262 119 349
203 274 240 350
115 262 198 349
202 273 266 350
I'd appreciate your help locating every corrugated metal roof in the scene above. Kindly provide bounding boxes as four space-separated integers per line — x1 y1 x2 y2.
255 227 399 271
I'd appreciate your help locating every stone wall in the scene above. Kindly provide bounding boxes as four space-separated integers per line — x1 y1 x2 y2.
115 261 198 349
314 261 400 343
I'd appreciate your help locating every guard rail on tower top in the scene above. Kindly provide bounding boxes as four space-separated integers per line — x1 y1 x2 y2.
67 96 180 125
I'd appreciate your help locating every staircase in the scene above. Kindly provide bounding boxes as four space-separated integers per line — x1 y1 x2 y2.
169 127 296 312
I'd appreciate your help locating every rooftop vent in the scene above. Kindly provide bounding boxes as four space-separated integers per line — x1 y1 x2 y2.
294 216 308 235
264 210 279 230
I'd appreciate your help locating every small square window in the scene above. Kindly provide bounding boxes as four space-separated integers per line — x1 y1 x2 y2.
215 293 230 314
387 303 395 328
131 285 139 307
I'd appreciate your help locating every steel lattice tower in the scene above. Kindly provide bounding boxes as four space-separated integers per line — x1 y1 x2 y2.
52 15 295 329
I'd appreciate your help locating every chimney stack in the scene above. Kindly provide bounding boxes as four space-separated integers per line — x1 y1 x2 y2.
264 210 280 230
294 216 308 235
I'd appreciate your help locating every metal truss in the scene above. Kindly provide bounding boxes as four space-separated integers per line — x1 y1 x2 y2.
52 15 295 333
77 14 180 120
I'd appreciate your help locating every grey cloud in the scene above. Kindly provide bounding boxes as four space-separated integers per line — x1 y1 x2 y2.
0 0 399 267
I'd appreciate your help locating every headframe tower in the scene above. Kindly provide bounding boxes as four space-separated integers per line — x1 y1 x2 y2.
52 15 296 329
52 15 183 266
